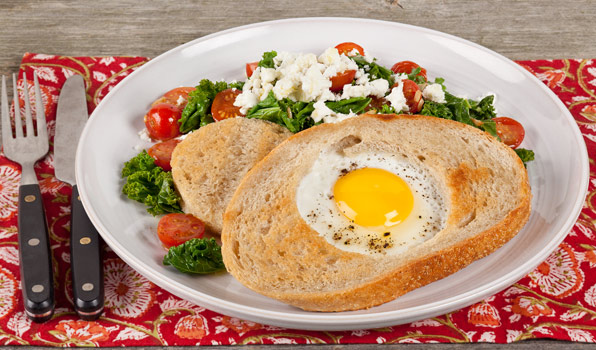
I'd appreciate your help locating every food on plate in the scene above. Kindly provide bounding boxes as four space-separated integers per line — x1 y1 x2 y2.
221 114 531 311
157 213 206 249
171 117 292 234
121 42 534 278
163 237 225 274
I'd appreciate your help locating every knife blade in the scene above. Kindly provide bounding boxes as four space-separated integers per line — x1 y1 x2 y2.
54 75 104 320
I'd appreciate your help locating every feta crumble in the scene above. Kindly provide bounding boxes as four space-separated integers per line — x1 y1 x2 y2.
422 83 446 103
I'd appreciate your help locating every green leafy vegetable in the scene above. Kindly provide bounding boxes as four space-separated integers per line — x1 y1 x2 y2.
121 151 182 216
349 55 394 86
378 104 397 114
258 51 278 68
515 148 535 166
246 91 316 133
163 238 225 274
326 97 371 115
420 92 499 138
407 67 427 84
179 79 242 133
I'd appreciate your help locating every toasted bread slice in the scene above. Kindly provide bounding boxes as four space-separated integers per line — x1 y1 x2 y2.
171 117 292 234
221 114 531 311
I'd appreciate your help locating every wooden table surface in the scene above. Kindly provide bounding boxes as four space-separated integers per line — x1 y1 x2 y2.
1 0 595 349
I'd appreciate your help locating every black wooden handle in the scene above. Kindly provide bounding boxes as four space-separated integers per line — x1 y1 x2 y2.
70 185 104 320
17 184 54 322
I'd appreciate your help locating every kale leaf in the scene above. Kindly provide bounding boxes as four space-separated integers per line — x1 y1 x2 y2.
163 238 226 274
349 55 394 86
246 91 316 133
420 92 499 139
326 97 371 115
121 151 182 216
258 51 278 68
515 148 535 166
179 79 242 133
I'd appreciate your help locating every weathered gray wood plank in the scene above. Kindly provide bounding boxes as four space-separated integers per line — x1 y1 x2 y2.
1 0 595 76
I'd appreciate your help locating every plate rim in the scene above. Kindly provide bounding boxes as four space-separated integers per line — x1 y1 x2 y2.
76 17 590 330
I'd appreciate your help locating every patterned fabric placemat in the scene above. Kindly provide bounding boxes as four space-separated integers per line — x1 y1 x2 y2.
0 53 595 345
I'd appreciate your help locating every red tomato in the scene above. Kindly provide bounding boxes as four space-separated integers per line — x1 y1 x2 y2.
494 117 525 148
144 103 182 141
335 42 365 56
147 139 180 171
164 87 195 106
391 60 427 81
211 89 243 121
157 213 206 249
394 80 424 113
151 87 195 108
330 69 356 92
246 61 259 78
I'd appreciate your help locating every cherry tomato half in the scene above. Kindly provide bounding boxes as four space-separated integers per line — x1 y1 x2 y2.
493 117 525 148
246 61 259 78
157 213 206 249
330 69 356 92
335 42 365 56
391 60 427 81
147 139 180 171
393 80 424 113
211 88 243 121
151 87 195 108
144 103 182 141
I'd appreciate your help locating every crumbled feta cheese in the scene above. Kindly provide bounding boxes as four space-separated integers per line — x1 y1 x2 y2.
422 83 446 103
234 91 258 114
138 128 152 142
176 95 185 106
234 47 390 122
385 80 408 112
342 78 388 99
362 50 374 63
260 67 277 84
311 100 334 123
312 100 357 124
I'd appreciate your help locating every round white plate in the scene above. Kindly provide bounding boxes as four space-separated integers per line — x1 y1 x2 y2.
76 18 589 330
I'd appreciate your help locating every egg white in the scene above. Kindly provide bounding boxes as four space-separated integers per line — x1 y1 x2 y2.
296 150 447 256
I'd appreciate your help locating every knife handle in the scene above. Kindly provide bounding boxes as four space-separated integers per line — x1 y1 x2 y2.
17 184 54 322
70 185 104 320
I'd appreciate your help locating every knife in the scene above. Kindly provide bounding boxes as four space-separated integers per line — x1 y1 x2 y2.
54 75 104 320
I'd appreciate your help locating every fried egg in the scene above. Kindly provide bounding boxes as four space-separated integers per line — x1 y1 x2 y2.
296 150 447 255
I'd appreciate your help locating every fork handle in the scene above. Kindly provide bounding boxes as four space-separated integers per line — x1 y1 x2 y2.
17 184 54 322
70 185 104 320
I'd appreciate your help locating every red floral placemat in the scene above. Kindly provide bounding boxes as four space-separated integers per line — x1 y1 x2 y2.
0 53 595 345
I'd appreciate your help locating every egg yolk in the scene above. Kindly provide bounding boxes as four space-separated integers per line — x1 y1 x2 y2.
333 167 414 227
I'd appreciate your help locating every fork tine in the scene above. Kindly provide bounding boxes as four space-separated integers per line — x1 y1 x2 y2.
1 76 11 143
12 74 23 138
33 73 47 140
22 73 34 137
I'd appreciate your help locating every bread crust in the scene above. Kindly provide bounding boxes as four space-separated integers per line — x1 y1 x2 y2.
221 114 531 311
171 117 292 234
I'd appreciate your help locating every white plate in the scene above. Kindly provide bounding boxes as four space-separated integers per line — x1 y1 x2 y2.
76 18 589 330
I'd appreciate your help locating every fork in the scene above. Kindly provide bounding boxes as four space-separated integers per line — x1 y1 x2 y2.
1 72 54 322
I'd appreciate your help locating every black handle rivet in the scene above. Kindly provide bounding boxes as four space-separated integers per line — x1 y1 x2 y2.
82 283 94 291
24 195 36 202
80 237 91 245
28 238 40 246
32 284 44 293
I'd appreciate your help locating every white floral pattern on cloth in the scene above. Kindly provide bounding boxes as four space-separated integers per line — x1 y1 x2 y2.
528 243 584 298
103 259 155 318
0 164 20 221
1 54 596 345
